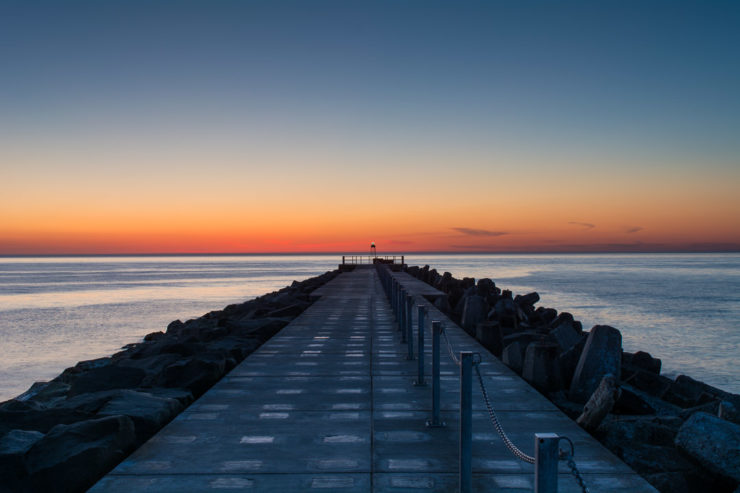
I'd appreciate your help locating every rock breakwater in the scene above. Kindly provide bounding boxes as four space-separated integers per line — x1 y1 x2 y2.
0 270 338 493
404 264 740 493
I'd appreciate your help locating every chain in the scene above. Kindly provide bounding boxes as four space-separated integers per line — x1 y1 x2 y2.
558 436 589 493
440 326 461 366
566 458 589 493
474 364 535 464
435 323 589 492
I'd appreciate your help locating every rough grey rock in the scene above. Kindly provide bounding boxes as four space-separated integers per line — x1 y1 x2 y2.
461 295 488 335
627 350 662 374
643 472 691 493
490 298 519 327
97 390 182 442
613 387 656 415
620 442 697 474
433 295 451 313
501 342 524 374
0 429 44 467
158 354 226 397
143 331 164 342
522 342 563 393
551 321 582 351
67 366 146 396
623 368 673 398
514 291 539 307
558 336 586 388
569 325 622 403
266 303 308 318
0 429 44 455
536 307 558 324
0 429 44 492
596 415 680 449
675 411 740 482
0 407 91 436
24 415 136 493
142 387 194 407
475 321 503 357
476 278 496 297
720 401 740 425
12 381 70 407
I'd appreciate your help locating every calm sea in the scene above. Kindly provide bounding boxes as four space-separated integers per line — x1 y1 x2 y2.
0 253 737 401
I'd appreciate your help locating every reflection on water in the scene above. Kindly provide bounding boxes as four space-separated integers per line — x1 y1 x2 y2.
0 255 339 400
0 253 738 401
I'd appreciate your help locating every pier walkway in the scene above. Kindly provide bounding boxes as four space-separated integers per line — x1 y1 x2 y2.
91 268 655 492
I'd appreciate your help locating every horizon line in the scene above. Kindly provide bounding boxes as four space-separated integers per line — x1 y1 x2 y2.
1 249 739 258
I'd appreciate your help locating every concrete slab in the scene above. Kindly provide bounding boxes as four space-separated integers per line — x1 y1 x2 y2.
90 267 656 492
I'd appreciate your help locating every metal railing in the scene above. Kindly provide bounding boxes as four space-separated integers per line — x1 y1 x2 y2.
341 255 404 265
376 264 589 493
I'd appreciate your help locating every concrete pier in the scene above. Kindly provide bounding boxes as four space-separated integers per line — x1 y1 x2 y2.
91 267 655 492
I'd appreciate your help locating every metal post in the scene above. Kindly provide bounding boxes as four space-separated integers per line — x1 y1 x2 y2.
342 255 345 265
460 352 474 493
400 290 407 342
415 305 426 385
535 433 559 493
406 295 414 360
426 321 445 428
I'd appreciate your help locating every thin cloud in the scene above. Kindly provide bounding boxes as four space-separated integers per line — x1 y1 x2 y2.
451 227 508 237
626 226 644 234
568 221 596 230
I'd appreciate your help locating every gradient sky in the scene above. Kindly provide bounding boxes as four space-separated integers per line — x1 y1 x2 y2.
1 0 739 254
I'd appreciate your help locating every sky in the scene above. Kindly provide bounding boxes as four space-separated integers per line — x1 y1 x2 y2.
1 0 739 254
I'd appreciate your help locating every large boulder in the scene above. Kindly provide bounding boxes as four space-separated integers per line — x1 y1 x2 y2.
0 407 91 436
24 415 136 492
476 278 496 298
157 354 226 397
720 401 740 425
550 321 582 351
675 412 740 482
0 429 45 489
558 336 587 387
67 366 146 396
490 298 519 327
522 342 563 393
12 381 71 408
461 295 488 335
475 321 504 357
623 350 662 374
97 390 182 443
514 292 539 308
569 325 622 403
501 342 524 374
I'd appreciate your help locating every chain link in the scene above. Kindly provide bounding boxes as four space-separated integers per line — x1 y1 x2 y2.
566 457 589 493
474 364 536 464
440 326 461 367
558 437 589 493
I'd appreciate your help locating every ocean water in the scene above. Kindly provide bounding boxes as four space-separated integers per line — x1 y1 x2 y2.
0 253 737 401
